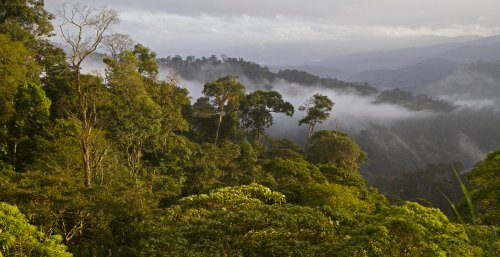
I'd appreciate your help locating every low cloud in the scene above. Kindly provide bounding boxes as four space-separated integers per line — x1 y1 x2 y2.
77 58 500 175
417 67 500 110
46 0 500 60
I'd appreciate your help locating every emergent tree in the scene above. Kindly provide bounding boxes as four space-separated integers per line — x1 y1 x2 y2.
298 94 333 159
241 90 294 140
58 3 118 188
202 75 245 145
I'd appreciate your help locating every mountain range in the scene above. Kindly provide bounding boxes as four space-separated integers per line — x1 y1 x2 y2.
271 35 500 86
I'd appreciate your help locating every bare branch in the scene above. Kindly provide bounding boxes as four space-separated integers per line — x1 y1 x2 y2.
57 3 119 68
103 33 134 59
57 3 118 188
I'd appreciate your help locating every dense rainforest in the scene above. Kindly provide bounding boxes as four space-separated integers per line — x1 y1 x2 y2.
0 1 499 256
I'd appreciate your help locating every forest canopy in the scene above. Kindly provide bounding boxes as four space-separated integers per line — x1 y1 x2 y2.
0 1 498 257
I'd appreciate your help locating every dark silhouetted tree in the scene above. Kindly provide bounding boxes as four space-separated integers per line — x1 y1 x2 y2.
298 94 333 158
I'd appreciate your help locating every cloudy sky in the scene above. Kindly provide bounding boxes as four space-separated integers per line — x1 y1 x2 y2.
45 0 500 61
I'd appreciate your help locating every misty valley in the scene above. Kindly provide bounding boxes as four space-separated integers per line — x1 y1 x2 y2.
0 1 499 257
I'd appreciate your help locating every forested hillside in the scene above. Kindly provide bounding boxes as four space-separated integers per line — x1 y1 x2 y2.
157 51 500 181
157 55 453 110
412 61 500 110
0 1 498 256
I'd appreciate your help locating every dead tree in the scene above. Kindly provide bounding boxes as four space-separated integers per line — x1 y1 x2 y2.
58 4 118 188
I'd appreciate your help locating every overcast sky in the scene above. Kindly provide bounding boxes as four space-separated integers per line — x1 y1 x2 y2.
45 0 500 59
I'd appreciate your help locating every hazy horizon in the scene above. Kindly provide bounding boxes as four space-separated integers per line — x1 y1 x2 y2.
45 0 500 65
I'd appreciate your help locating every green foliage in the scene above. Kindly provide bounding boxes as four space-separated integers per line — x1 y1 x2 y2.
337 202 483 256
0 202 71 257
181 140 265 196
452 164 476 225
441 190 467 234
9 82 51 138
0 0 54 43
318 165 366 188
374 163 464 214
182 141 241 195
240 90 294 140
186 96 218 141
1 4 498 256
298 94 334 158
142 184 490 257
0 34 38 148
304 182 376 219
261 157 381 219
157 55 379 95
105 50 163 175
298 94 333 127
37 41 74 119
132 43 158 79
308 130 366 171
262 158 326 203
376 88 455 112
6 82 50 170
143 184 343 257
0 123 158 256
467 149 500 225
264 137 304 159
202 75 246 144
147 78 190 137
202 76 246 109
277 69 320 85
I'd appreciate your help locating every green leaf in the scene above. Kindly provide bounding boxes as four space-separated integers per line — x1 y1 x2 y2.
488 229 497 257
450 163 476 225
439 190 466 228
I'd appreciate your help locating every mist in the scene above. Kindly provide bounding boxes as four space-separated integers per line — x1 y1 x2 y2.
414 62 500 110
78 55 500 178
157 64 499 177
158 65 432 130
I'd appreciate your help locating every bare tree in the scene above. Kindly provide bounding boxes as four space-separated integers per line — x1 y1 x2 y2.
58 4 118 188
103 33 134 59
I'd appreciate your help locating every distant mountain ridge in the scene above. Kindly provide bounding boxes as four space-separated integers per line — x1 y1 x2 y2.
336 35 500 89
322 35 500 73
157 55 455 112
438 42 500 63
412 61 500 110
211 35 482 66
348 58 460 88
269 65 345 80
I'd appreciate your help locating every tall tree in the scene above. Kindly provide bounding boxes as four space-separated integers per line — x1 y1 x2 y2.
8 82 50 170
105 51 162 176
0 34 38 162
241 90 294 140
103 33 134 60
202 75 245 145
58 3 118 188
298 94 333 159
147 77 190 146
133 43 158 79
0 0 54 43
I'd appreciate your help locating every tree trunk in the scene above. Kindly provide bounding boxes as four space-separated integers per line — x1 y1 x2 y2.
82 135 92 188
256 129 261 142
304 123 314 159
75 68 93 188
214 106 224 145
12 141 17 171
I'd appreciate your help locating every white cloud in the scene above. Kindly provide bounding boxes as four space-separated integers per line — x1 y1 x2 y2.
45 0 500 60
114 9 500 54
